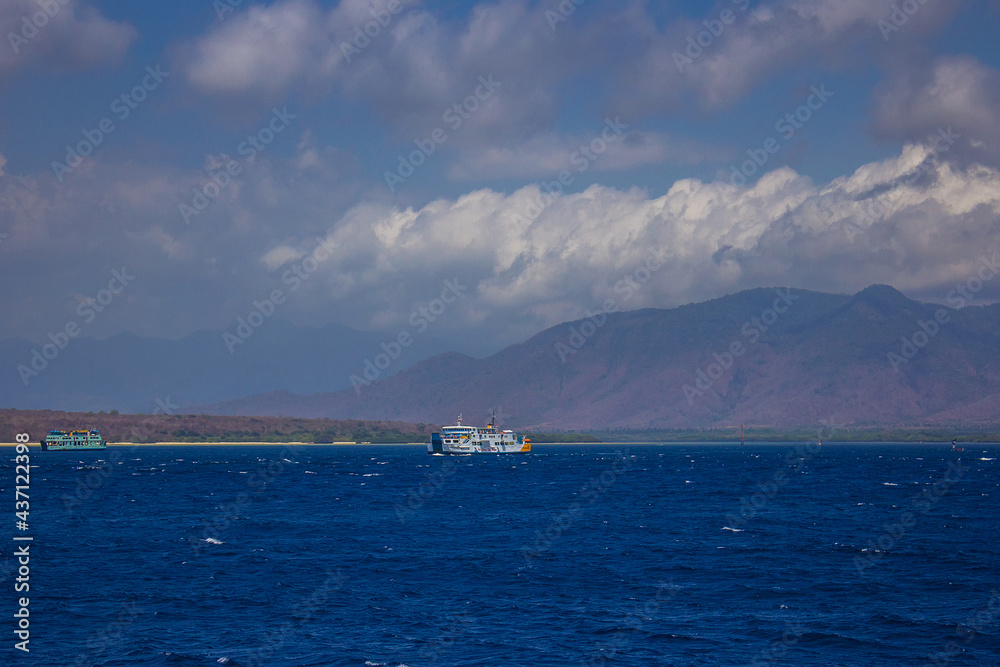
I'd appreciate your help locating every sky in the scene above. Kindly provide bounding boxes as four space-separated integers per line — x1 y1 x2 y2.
2 0 999 357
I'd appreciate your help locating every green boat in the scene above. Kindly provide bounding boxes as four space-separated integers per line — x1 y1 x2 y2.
40 429 107 451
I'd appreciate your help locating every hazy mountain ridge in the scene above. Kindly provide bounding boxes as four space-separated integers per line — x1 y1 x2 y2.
201 285 1000 429
1 320 454 413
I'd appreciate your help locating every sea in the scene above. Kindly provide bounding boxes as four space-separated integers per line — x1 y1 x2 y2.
4 443 999 666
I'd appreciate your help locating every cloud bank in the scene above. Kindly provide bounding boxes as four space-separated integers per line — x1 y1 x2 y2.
0 0 137 80
2 136 997 352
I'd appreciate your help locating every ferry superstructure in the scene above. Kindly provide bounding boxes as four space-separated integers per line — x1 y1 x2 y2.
427 414 530 454
40 429 107 451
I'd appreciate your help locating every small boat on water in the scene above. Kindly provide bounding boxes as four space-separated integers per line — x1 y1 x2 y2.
40 429 107 451
427 413 531 455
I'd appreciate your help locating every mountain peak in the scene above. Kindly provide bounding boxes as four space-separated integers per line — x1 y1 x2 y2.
850 284 912 309
856 283 906 297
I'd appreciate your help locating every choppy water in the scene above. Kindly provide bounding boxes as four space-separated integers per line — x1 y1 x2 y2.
3 443 999 666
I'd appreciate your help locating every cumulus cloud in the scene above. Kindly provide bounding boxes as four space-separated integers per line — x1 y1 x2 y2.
261 245 306 270
0 130 369 341
177 0 564 139
617 0 958 115
3 134 999 351
447 128 728 181
180 0 331 98
258 141 1000 348
873 55 1000 162
187 0 932 117
173 0 967 186
0 0 137 80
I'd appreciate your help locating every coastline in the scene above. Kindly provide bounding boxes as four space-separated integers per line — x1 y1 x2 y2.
4 440 998 447
0 441 415 447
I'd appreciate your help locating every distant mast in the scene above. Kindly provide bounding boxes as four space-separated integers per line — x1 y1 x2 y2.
740 424 744 445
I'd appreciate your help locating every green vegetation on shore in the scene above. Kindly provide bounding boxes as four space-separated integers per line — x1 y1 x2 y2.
0 409 433 444
523 432 603 443
586 427 1000 443
3 409 997 444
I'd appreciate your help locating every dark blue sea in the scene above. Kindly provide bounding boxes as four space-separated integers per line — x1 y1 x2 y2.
4 443 1000 666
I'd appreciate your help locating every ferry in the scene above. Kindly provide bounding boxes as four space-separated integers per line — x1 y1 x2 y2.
40 429 107 451
427 413 531 454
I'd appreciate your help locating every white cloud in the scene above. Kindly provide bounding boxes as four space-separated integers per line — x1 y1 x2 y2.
0 0 137 81
284 142 1000 346
873 56 1000 160
181 0 331 98
3 128 999 352
614 0 958 114
261 245 305 270
0 132 369 340
447 129 727 181
172 0 968 186
178 0 565 141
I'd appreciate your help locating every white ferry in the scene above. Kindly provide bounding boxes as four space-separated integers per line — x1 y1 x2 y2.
427 414 531 454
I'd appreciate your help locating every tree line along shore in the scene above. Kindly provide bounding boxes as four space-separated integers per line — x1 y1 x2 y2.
0 409 432 444
0 409 599 444
1 409 995 444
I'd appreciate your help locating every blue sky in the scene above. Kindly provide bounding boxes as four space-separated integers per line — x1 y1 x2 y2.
2 0 1000 356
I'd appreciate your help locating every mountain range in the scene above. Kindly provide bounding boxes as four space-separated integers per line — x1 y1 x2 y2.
1 320 453 413
199 285 1000 430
